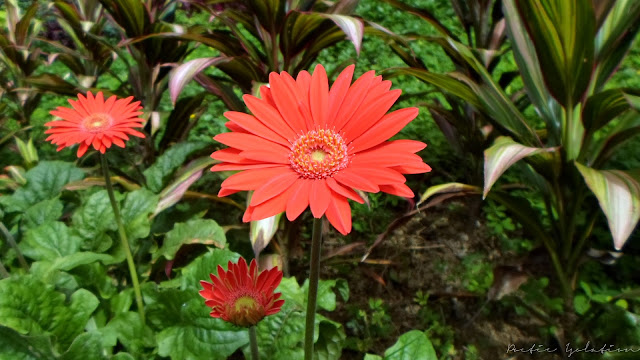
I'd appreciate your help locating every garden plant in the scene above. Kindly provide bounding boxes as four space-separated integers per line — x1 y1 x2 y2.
1 0 640 359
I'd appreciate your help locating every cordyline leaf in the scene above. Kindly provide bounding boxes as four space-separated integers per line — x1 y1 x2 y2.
99 0 149 38
250 213 282 258
320 14 364 55
575 162 640 250
25 74 78 95
515 0 595 107
484 136 555 198
418 182 480 207
155 157 215 216
503 0 562 132
582 88 632 133
386 68 483 109
594 0 640 90
169 57 231 105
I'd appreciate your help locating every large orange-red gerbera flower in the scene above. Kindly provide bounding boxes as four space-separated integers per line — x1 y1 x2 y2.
46 91 145 157
211 64 431 234
199 257 284 327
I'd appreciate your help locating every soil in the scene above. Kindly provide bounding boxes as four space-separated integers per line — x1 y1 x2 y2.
293 198 563 360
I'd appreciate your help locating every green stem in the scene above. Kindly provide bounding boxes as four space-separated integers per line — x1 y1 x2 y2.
249 326 260 360
0 222 28 271
100 154 145 324
304 217 323 360
0 259 9 278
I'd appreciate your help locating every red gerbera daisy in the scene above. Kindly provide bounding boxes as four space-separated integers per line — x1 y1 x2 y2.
211 64 431 234
46 91 146 157
199 257 284 327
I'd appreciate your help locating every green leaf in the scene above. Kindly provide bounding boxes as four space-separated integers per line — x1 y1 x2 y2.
0 325 56 360
484 137 555 198
98 0 149 37
101 312 154 355
155 219 227 261
22 198 63 230
143 141 209 193
21 222 82 260
364 355 384 360
60 332 107 360
3 161 83 212
0 276 99 352
574 295 591 315
25 74 78 95
515 0 595 106
145 285 248 360
384 330 437 360
121 189 158 242
72 190 117 244
418 182 480 206
575 162 640 250
250 277 346 359
169 249 240 290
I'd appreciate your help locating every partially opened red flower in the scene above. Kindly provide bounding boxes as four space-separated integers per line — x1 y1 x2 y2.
199 257 284 327
211 64 431 234
46 91 145 157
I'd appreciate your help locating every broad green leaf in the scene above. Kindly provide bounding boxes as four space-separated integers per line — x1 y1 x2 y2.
22 197 63 229
72 190 117 243
154 219 227 261
364 355 384 360
250 277 346 359
169 57 230 104
0 276 99 352
515 0 595 106
575 162 640 250
60 332 106 360
484 137 555 198
0 325 55 360
2 161 83 212
101 312 154 355
143 141 209 193
169 249 240 290
21 222 82 260
383 330 437 360
574 294 591 315
121 189 158 242
144 285 248 360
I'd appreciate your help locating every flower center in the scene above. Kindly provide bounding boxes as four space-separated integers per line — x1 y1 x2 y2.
82 113 112 133
234 296 258 312
289 129 349 179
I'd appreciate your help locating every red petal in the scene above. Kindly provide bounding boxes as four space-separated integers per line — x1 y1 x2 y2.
334 169 380 193
332 70 376 130
244 183 297 221
269 72 307 132
325 195 352 235
379 183 414 198
286 179 311 221
309 180 331 218
327 65 355 127
349 107 419 153
221 166 291 191
342 89 401 141
310 64 329 127
326 177 364 204
243 94 297 140
250 170 299 206
346 167 406 185
224 111 290 146
214 132 289 154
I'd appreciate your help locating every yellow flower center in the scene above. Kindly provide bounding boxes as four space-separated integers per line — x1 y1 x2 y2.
289 129 349 179
234 296 258 311
82 113 112 133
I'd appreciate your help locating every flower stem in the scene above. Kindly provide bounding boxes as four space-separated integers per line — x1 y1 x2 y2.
249 326 260 360
100 154 145 324
304 217 323 360
0 222 28 271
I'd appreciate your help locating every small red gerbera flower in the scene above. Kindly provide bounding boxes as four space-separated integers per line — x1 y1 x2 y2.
211 64 431 234
46 91 145 157
199 257 284 327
